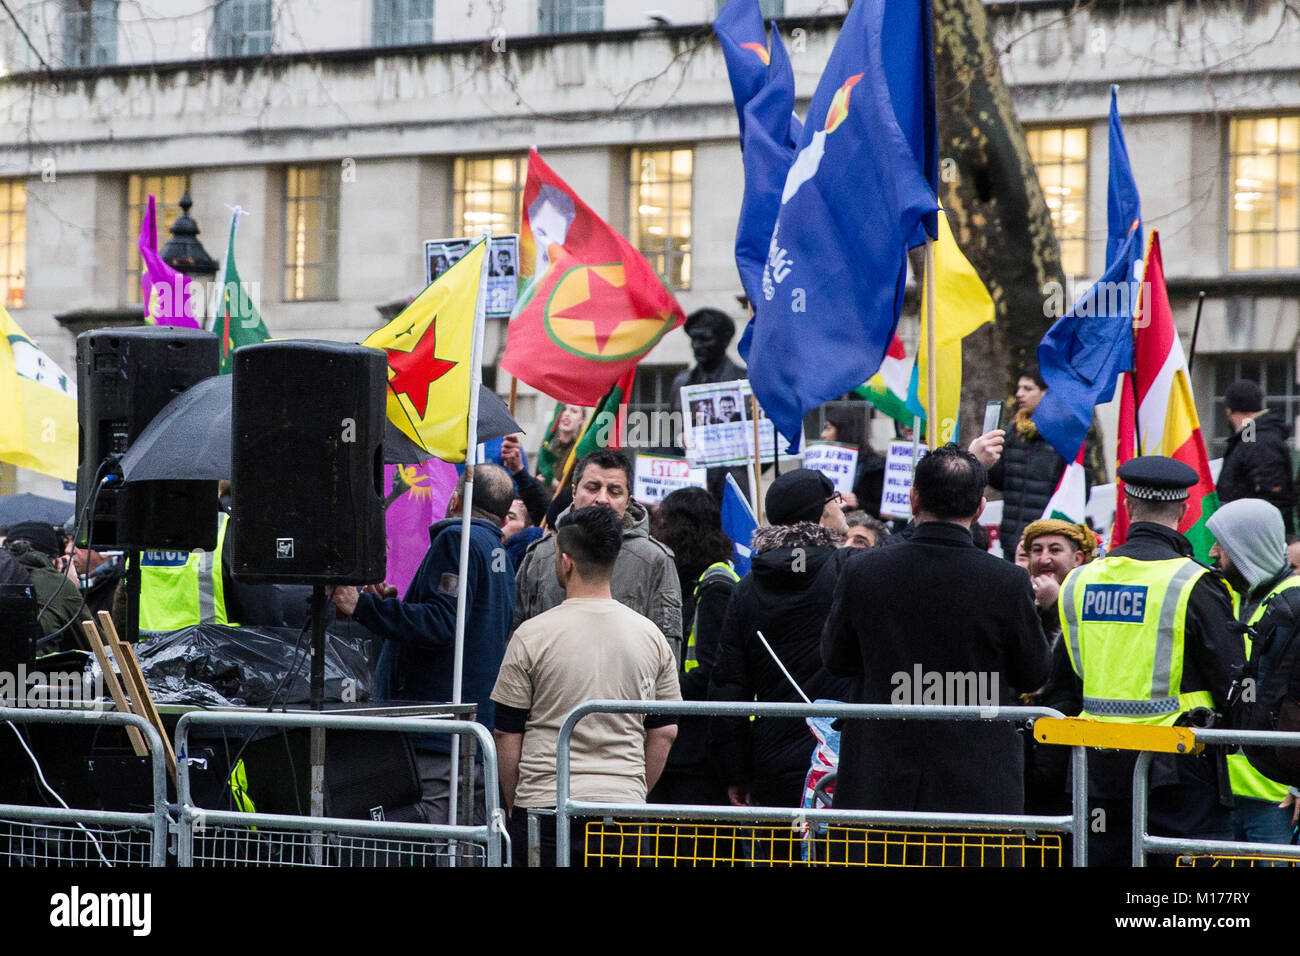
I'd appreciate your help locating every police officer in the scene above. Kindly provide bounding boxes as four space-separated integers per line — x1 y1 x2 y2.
1054 456 1243 866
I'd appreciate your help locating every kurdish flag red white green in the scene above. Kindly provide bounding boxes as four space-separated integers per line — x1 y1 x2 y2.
1110 232 1218 560
854 333 915 426
1041 447 1088 524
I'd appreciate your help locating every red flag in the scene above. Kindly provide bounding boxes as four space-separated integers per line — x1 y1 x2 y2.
501 149 685 405
1110 232 1218 559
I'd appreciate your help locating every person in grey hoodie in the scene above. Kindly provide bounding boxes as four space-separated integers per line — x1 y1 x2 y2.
512 449 682 655
1207 497 1300 846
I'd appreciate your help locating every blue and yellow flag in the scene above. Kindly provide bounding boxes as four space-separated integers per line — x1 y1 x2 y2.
747 0 938 449
0 309 77 481
363 240 485 463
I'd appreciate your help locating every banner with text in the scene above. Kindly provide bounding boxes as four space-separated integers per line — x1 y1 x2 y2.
880 440 920 520
634 454 708 505
802 442 858 495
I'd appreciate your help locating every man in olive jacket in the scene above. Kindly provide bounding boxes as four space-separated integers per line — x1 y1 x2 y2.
513 449 682 656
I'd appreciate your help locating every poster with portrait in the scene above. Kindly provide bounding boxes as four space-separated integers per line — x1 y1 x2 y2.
424 233 519 318
681 379 801 468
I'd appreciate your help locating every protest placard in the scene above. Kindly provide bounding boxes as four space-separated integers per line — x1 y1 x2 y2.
681 379 800 467
880 440 919 519
634 454 707 505
802 442 859 495
425 234 519 318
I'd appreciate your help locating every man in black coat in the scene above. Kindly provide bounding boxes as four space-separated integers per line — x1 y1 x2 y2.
708 469 855 826
1217 379 1295 534
821 445 1050 862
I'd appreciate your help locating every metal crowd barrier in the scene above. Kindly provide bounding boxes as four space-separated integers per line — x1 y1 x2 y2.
0 706 169 867
1133 727 1300 867
553 701 1086 868
175 711 507 867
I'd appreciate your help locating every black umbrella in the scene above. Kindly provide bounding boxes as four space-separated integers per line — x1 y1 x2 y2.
0 492 75 527
119 375 523 481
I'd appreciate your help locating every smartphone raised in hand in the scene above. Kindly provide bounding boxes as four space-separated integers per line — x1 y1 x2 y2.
982 400 1004 435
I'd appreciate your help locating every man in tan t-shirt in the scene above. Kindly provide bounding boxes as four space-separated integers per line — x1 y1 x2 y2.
492 505 680 867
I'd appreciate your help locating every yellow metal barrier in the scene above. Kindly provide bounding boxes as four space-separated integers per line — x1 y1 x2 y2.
1034 717 1202 755
1174 854 1299 868
579 820 1063 868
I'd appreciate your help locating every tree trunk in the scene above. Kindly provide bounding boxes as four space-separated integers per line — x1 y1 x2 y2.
931 0 1107 483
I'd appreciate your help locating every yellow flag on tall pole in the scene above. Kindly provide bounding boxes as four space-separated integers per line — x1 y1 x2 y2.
0 309 77 481
363 239 486 463
918 207 995 445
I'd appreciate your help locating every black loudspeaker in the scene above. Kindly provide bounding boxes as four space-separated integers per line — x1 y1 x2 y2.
76 328 220 551
230 341 386 584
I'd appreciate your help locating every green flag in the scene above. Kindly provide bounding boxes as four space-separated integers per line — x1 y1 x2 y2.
212 209 270 374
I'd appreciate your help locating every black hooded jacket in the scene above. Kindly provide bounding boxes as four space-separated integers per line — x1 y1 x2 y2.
707 522 856 805
989 418 1066 558
1217 409 1295 532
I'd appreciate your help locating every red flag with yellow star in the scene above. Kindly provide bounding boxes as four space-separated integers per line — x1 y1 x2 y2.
363 239 485 463
501 149 686 405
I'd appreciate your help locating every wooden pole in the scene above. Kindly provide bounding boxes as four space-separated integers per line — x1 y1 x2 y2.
749 390 765 525
508 375 518 417
924 237 938 450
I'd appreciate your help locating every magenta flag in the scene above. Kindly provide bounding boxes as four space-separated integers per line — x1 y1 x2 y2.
384 460 459 595
139 194 201 328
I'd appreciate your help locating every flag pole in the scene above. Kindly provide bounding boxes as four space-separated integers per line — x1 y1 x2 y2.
924 238 938 450
1186 290 1206 374
508 375 518 417
749 390 765 524
448 229 492 851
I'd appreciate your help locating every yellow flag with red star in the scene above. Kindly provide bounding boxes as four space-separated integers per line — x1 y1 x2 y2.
363 239 485 463
501 149 685 405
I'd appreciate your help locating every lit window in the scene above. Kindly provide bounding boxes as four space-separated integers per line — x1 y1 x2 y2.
629 147 692 290
373 0 433 47
125 173 191 307
284 166 339 301
452 156 525 235
1228 116 1300 271
213 0 273 57
62 0 117 67
1026 126 1089 276
0 181 25 310
539 0 603 34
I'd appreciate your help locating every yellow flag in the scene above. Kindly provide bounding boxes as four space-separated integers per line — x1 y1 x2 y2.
363 240 485 463
918 208 995 445
0 308 78 481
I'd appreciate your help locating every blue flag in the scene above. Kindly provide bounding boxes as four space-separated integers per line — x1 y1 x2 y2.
734 25 802 329
1034 87 1144 460
747 0 938 450
721 473 758 577
882 0 939 244
713 0 769 141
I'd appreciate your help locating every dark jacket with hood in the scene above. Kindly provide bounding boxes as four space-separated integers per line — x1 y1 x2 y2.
989 413 1067 559
513 499 682 648
707 522 856 806
1217 409 1295 533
